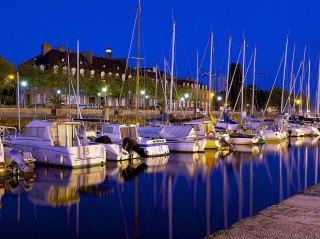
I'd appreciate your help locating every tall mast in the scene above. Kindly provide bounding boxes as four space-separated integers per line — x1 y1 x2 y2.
300 45 307 115
317 58 320 116
208 32 213 114
196 50 199 117
164 58 168 114
154 64 158 118
135 0 142 123
281 35 288 114
76 40 80 118
241 37 246 123
251 47 256 116
224 36 231 113
169 21 176 114
306 58 311 115
289 44 296 114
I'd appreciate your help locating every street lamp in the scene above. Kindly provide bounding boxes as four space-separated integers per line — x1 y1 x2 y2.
217 95 222 110
20 80 28 108
57 89 61 94
140 90 145 109
102 87 108 121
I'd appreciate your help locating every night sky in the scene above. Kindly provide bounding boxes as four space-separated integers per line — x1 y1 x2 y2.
1 0 320 91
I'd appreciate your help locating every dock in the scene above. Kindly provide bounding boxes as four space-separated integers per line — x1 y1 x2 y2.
209 184 320 238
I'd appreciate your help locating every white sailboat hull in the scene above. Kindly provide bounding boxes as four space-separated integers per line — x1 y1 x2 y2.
166 138 206 153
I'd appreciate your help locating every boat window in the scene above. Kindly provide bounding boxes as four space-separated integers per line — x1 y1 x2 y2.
129 127 138 140
103 126 113 134
23 127 45 138
191 124 200 131
120 127 130 139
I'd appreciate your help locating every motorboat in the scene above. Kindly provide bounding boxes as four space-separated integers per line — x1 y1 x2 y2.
2 120 106 168
0 127 35 174
98 123 170 157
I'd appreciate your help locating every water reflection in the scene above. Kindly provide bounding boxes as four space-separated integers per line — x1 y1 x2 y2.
0 138 320 238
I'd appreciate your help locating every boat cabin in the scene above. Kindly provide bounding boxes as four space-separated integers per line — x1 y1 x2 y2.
23 120 82 147
100 124 139 141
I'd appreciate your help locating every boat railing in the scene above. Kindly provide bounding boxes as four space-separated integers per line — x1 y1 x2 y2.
0 126 17 140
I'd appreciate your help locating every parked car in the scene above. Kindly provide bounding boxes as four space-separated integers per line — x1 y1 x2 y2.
87 104 103 109
75 105 86 109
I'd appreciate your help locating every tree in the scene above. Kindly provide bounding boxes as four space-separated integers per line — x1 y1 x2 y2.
47 90 65 109
0 57 16 104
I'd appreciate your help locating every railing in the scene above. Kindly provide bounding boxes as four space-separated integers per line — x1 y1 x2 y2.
0 126 18 140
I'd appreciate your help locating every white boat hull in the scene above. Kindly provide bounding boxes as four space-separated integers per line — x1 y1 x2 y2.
7 140 106 168
166 138 206 153
229 135 260 145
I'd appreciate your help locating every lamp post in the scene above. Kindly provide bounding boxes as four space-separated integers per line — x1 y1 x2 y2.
21 80 28 108
184 93 189 110
140 90 145 110
217 95 222 110
102 87 109 121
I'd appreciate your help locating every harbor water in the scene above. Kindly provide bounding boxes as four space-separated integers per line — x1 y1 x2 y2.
0 137 319 239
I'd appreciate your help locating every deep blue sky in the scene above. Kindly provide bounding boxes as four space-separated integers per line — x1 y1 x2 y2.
1 0 320 91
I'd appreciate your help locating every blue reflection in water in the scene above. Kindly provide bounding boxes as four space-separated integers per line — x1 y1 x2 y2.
0 137 319 239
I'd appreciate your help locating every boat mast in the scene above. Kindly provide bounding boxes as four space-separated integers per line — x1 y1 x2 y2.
135 0 141 123
306 58 311 116
196 50 199 117
169 21 176 114
76 40 80 118
281 35 288 114
154 64 158 118
251 47 256 116
300 45 307 115
164 58 168 114
224 36 231 114
289 44 296 115
17 72 21 133
317 58 320 116
208 32 213 114
241 37 246 124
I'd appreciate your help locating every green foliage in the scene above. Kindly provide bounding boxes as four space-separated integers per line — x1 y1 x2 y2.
47 90 65 109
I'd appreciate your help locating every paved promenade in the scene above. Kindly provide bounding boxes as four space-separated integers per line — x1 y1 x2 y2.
209 184 320 238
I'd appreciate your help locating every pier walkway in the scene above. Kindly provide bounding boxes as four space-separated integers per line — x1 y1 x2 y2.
209 184 320 238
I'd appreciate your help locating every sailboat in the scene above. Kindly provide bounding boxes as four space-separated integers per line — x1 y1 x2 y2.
99 1 169 158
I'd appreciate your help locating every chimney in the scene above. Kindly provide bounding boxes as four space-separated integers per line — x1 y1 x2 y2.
42 42 52 56
58 46 65 52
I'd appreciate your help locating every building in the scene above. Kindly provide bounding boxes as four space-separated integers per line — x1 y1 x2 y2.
23 42 212 111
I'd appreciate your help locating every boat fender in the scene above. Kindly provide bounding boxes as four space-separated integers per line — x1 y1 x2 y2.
96 136 112 144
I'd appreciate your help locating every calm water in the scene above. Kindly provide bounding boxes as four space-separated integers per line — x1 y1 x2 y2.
0 137 319 239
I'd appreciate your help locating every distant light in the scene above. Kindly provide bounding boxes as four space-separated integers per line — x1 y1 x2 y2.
21 81 27 87
8 74 14 80
98 93 101 96
145 95 149 99
141 90 145 95
57 90 61 94
102 87 107 93
184 93 189 98
180 97 185 101
217 96 222 101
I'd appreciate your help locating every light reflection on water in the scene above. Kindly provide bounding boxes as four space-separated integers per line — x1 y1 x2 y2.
0 137 319 239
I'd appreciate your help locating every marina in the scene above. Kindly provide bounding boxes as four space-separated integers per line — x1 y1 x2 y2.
0 136 319 238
